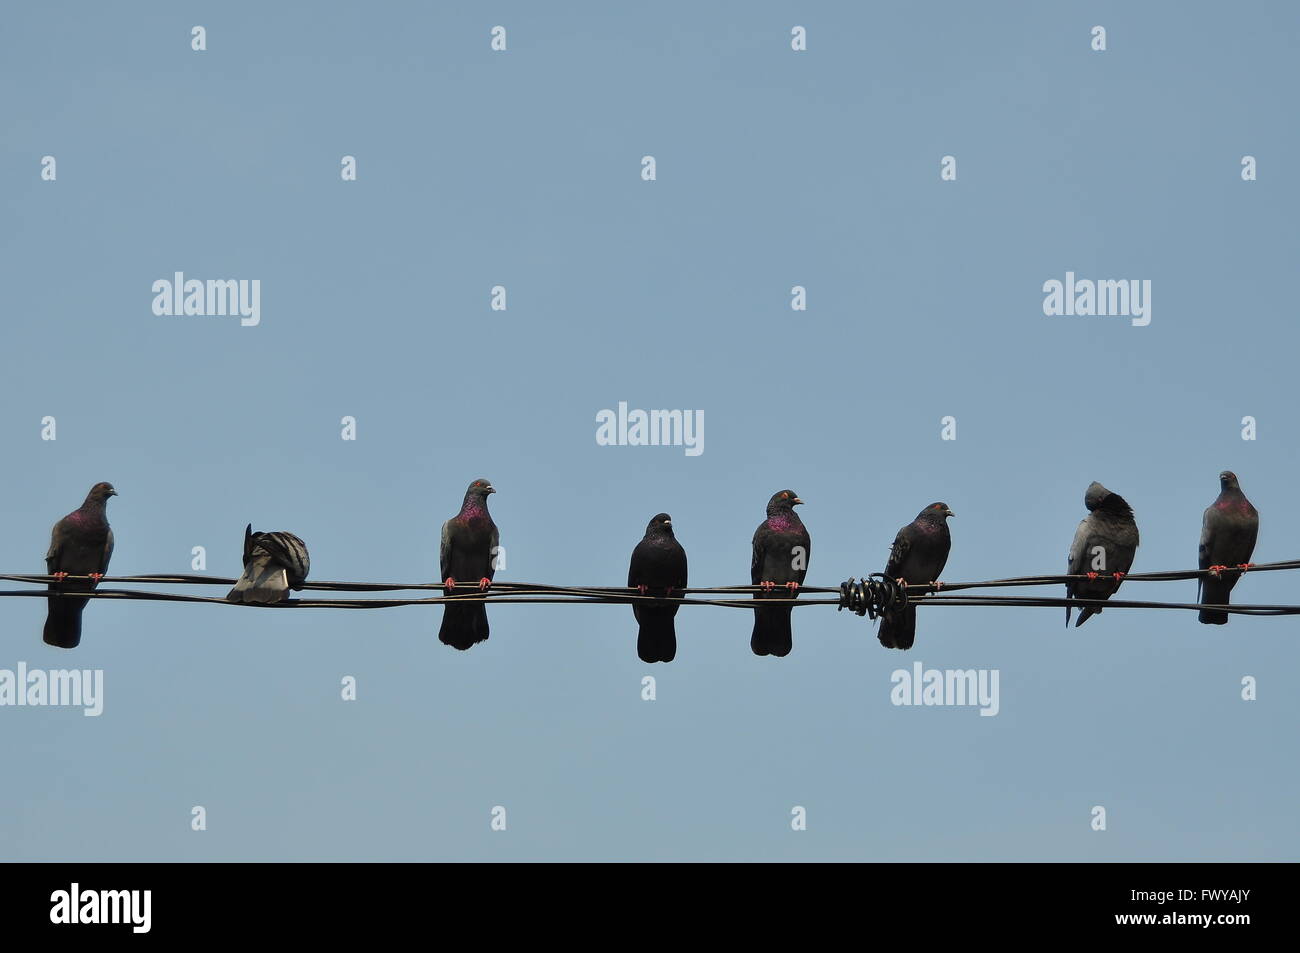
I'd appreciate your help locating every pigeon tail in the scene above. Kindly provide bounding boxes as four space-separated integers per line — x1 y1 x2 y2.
43 596 87 649
751 606 793 658
878 606 916 650
1198 578 1232 625
1074 606 1100 627
635 608 677 663
227 556 291 604
439 602 490 651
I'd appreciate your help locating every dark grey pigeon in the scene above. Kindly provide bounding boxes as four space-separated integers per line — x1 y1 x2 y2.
878 502 954 650
43 482 117 649
227 524 310 604
1066 481 1139 627
1198 470 1259 625
439 479 499 651
750 489 811 658
628 513 688 663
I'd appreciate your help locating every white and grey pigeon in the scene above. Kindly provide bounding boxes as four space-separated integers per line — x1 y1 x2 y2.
1198 470 1259 625
226 524 310 604
1066 481 1139 627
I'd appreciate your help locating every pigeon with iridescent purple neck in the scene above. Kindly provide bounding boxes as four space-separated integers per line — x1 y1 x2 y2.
43 482 117 649
439 479 499 650
750 489 810 658
1198 470 1259 625
878 502 954 650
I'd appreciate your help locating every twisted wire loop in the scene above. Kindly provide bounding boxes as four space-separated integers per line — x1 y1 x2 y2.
837 575 907 619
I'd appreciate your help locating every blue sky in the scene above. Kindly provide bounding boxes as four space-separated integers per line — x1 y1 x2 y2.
1 1 1297 860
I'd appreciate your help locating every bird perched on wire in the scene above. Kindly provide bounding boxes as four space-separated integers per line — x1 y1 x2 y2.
43 482 117 649
750 489 811 658
628 513 688 663
878 502 954 650
226 524 310 604
1066 481 1139 627
1198 470 1259 625
440 479 499 651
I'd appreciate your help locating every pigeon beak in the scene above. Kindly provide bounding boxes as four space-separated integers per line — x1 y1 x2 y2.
793 498 804 505
486 486 496 494
110 489 119 497
663 519 672 526
945 508 955 517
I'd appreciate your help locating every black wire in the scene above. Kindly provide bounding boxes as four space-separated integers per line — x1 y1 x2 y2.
0 574 841 594
919 558 1298 593
0 588 842 609
1 560 1295 616
915 594 1300 616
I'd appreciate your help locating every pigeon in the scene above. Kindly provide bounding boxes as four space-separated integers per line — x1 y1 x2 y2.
627 513 688 663
226 524 310 604
1198 470 1259 625
439 479 499 650
43 482 117 649
1066 481 1139 627
750 489 811 658
878 502 954 650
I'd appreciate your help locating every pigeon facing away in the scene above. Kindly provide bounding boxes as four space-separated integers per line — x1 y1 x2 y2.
43 482 117 649
1066 481 1139 627
1198 470 1259 625
750 489 811 658
439 479 499 651
226 524 310 604
878 502 954 650
628 513 688 663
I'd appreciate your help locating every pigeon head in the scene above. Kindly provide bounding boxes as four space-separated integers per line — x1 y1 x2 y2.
766 489 804 515
1085 481 1133 518
919 502 955 521
1083 481 1111 511
645 513 675 537
459 478 496 517
1219 470 1241 491
85 482 118 505
464 478 496 500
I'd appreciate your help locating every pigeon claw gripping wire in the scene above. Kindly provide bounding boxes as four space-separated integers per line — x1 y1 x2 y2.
1086 571 1099 581
636 584 648 595
88 573 104 583
52 572 68 582
443 577 456 591
760 581 777 592
477 577 491 590
1111 571 1126 582
1208 565 1228 578
1237 563 1255 572
785 582 800 594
